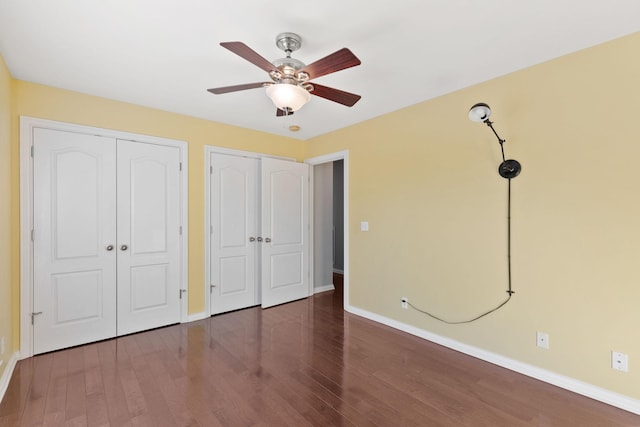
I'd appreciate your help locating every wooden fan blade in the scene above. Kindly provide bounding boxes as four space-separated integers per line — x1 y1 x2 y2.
276 108 294 117
298 48 361 80
207 82 269 94
220 41 276 73
309 84 361 107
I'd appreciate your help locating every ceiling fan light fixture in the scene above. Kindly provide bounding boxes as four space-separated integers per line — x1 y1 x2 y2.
266 83 311 112
468 102 492 122
209 33 362 115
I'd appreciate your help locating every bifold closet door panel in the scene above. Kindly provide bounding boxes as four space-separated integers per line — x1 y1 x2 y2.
32 128 117 354
209 153 259 314
116 140 182 335
261 157 310 308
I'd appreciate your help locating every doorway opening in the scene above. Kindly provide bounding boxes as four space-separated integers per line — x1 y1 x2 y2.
308 151 349 307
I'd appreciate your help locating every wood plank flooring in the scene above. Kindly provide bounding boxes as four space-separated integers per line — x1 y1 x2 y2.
2 290 639 426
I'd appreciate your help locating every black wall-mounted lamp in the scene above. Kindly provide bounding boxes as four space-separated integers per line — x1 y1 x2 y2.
468 103 522 179
402 103 520 323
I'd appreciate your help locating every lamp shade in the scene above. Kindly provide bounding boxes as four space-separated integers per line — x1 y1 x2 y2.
266 83 311 111
468 102 492 122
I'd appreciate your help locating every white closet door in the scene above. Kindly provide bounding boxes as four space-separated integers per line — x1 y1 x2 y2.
116 140 182 335
209 153 258 314
261 158 310 308
33 128 117 354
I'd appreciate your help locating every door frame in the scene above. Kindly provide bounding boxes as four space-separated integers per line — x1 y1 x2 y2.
203 145 297 316
305 150 350 308
19 116 189 359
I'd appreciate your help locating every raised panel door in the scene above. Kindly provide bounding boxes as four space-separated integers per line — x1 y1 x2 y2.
210 153 258 314
116 140 182 335
261 157 310 308
33 128 117 354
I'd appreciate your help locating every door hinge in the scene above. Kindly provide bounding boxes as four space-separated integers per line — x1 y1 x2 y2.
31 311 43 325
210 165 213 174
179 225 183 235
179 162 183 171
30 145 34 157
179 289 187 299
210 284 216 293
31 229 35 242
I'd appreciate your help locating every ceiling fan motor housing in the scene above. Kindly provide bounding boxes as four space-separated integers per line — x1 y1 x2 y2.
272 57 306 72
272 33 308 84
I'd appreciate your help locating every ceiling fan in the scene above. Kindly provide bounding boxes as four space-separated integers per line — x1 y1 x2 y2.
207 32 362 116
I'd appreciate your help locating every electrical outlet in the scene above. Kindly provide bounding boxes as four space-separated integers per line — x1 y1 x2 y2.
612 351 629 372
401 297 408 309
536 331 549 349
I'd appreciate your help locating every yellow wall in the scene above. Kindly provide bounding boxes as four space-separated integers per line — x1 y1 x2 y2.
0 53 14 379
306 32 640 399
3 31 639 403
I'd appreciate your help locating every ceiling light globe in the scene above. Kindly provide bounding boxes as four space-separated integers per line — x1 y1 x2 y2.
468 102 492 122
266 83 311 112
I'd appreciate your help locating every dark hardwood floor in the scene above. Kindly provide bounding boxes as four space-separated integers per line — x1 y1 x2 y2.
1 290 639 426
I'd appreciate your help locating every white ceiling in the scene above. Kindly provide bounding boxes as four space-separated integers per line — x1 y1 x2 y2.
1 1 639 140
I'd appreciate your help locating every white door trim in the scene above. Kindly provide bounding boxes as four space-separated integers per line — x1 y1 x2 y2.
305 150 349 308
20 116 189 358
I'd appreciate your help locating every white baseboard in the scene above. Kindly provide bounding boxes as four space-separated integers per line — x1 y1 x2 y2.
345 304 640 416
314 284 335 294
186 311 209 322
0 352 20 404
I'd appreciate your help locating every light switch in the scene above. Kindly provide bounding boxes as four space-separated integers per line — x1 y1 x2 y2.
360 221 369 231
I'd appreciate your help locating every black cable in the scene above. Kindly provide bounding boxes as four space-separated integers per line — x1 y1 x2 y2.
406 177 515 324
506 178 514 295
406 294 511 325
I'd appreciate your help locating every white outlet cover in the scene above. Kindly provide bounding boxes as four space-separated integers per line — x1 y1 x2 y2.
612 351 629 372
536 332 549 349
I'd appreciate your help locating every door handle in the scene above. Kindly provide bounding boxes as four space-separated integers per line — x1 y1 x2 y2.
249 237 256 242
105 244 114 251
120 244 128 251
265 237 271 243
257 237 263 242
